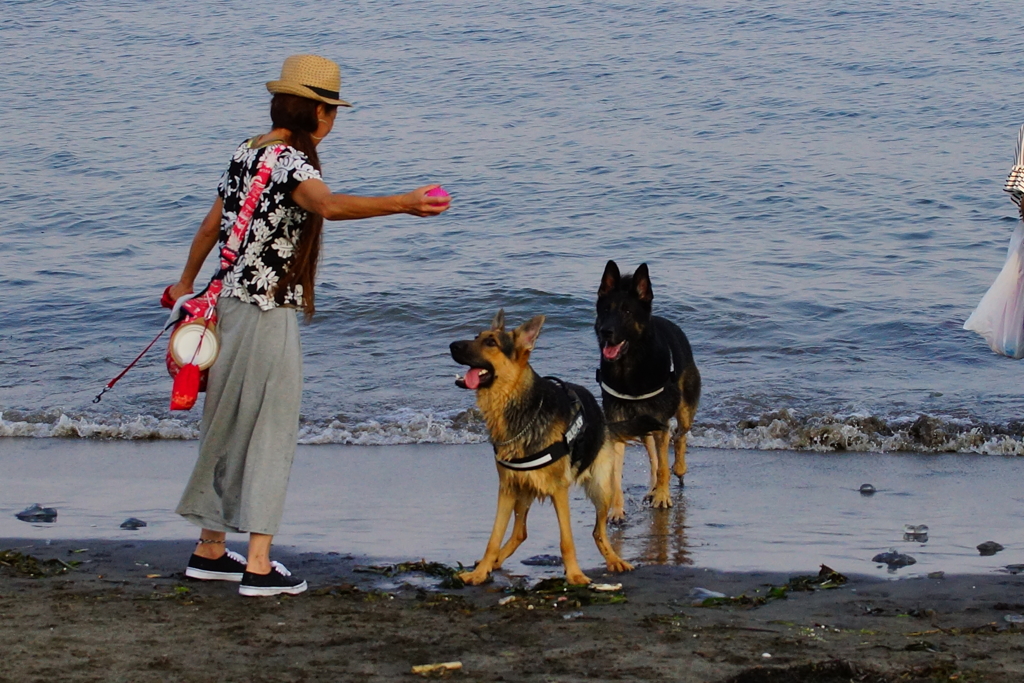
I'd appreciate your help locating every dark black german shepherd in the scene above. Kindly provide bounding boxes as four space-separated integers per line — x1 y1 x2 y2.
595 261 701 512
450 310 634 585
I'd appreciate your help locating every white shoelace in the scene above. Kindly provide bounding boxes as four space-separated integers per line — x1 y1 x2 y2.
270 560 291 576
225 549 247 565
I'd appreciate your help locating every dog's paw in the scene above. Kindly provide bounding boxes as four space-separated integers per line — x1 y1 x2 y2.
458 569 492 586
675 474 685 487
646 490 673 509
566 571 592 586
607 506 626 524
606 557 634 573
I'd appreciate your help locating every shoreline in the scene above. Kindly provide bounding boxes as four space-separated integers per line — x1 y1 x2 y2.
9 410 1024 456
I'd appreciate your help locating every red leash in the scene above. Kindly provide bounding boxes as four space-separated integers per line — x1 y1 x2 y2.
93 326 169 403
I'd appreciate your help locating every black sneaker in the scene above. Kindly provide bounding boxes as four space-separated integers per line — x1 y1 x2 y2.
184 549 247 582
238 561 308 597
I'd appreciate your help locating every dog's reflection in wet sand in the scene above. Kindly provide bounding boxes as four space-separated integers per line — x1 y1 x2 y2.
611 485 692 567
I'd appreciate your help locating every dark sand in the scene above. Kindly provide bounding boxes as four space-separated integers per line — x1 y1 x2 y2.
3 439 1024 680
3 538 1024 682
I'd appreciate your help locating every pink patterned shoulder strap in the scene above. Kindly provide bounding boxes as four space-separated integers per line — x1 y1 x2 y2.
177 143 286 323
220 143 286 269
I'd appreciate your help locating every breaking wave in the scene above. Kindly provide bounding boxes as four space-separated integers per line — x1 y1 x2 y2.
691 410 1024 455
0 408 488 446
0 410 200 440
4 407 1024 455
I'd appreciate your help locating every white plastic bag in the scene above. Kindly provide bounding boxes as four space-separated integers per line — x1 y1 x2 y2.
964 223 1024 358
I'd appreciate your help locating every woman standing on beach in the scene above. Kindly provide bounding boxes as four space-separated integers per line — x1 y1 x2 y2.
166 55 450 597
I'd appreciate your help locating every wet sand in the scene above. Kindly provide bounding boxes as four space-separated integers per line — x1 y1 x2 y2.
3 438 1024 577
3 438 1024 680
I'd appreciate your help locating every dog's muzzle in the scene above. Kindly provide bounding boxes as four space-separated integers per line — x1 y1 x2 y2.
450 341 495 389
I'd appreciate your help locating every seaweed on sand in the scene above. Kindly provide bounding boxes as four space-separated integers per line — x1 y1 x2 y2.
0 549 76 578
718 659 895 683
354 560 466 589
696 565 848 608
787 564 848 591
719 659 964 683
497 577 627 610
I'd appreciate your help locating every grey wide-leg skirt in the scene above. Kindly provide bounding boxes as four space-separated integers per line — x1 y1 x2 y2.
176 296 302 536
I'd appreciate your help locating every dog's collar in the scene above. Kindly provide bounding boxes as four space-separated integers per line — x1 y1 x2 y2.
494 378 585 471
599 381 665 401
492 397 544 447
596 356 674 401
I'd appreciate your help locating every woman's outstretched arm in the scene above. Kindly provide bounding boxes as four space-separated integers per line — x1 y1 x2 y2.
292 179 450 220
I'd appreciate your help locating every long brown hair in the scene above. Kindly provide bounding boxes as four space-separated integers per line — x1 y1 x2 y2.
269 93 337 318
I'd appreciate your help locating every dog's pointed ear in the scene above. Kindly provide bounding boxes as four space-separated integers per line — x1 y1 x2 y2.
633 263 653 303
514 315 545 353
491 309 506 331
598 260 620 296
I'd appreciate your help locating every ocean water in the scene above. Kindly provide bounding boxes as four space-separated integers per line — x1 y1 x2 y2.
3 0 1024 453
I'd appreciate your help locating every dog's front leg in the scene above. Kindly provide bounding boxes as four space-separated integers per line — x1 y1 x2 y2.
609 440 626 522
460 487 517 585
645 430 673 508
495 494 532 569
552 488 590 585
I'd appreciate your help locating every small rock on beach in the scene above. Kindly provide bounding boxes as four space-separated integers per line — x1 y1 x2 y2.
872 549 916 568
15 504 57 523
521 554 562 567
977 541 1004 556
120 518 148 530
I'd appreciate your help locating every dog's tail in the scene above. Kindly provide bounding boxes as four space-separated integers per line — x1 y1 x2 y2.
606 415 667 441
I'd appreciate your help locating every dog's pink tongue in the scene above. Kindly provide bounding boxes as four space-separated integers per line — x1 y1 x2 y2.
464 368 483 390
602 342 624 360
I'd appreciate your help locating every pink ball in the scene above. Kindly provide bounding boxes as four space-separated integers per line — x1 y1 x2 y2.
426 186 450 199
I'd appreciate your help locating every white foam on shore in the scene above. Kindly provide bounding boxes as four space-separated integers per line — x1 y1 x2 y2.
3 407 1024 454
690 409 1024 455
0 412 199 440
297 409 488 446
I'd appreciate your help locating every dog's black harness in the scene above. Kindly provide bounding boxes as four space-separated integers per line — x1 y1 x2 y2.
596 356 674 401
494 378 586 472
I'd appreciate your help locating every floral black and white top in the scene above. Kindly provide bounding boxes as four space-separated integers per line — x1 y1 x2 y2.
217 138 322 310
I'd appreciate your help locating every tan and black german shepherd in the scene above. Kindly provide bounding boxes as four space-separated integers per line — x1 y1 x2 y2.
595 261 701 512
450 310 637 585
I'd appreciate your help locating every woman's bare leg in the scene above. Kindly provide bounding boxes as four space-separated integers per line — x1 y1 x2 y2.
246 533 274 574
194 529 227 559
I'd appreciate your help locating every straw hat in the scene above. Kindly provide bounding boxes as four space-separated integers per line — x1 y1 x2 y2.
266 55 352 107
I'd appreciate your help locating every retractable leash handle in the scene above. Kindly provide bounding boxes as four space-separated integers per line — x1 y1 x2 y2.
165 290 198 328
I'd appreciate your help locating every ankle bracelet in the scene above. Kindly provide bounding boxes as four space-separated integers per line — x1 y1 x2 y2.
197 539 226 544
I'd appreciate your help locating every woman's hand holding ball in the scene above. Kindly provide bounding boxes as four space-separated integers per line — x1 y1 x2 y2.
405 185 450 216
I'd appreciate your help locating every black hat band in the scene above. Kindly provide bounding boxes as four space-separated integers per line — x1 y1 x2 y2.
304 84 340 100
